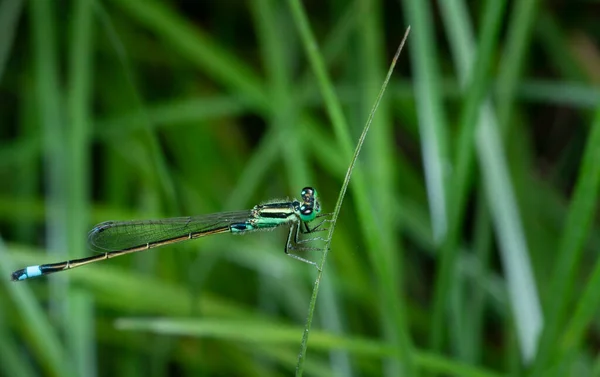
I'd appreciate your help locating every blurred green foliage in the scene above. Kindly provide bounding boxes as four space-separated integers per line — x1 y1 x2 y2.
1 0 600 376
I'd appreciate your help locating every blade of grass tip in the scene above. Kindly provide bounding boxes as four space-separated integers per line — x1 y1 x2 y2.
294 29 411 377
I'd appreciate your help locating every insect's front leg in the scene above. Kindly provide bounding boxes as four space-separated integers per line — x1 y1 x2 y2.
300 213 333 234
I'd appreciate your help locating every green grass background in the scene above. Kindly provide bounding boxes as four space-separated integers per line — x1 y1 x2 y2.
1 0 600 376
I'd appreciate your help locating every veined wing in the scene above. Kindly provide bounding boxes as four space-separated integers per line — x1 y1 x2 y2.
88 210 253 252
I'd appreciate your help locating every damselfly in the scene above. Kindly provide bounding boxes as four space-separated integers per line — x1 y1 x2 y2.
11 187 328 281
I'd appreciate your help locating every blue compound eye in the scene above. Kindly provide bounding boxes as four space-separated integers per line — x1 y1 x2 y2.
299 204 316 222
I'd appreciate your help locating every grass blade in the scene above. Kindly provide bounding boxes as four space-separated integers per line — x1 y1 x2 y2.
291 25 411 375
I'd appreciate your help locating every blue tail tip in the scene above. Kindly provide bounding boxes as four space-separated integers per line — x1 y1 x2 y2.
11 266 42 281
11 269 26 281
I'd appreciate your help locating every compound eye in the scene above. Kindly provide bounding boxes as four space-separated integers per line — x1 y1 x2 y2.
301 187 314 199
299 204 316 222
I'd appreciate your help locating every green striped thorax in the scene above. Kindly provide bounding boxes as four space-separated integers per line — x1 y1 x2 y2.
298 186 321 222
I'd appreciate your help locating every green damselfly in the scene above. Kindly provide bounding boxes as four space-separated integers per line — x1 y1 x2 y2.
11 187 328 281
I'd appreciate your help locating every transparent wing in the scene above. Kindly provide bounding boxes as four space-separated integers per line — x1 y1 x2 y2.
88 210 253 252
